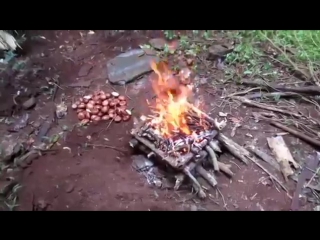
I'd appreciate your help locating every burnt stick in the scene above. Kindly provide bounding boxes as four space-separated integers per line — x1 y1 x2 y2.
183 167 206 199
133 134 194 169
196 165 218 187
205 145 220 171
217 133 249 165
217 162 234 177
209 140 222 153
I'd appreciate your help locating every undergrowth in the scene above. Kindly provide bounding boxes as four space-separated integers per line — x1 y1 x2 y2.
226 30 320 66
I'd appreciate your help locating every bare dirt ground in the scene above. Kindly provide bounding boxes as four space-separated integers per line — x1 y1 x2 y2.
0 30 318 211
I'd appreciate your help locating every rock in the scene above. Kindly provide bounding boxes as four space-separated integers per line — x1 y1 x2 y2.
78 64 93 77
107 49 159 85
207 44 234 61
15 151 39 168
22 97 36 110
65 183 75 193
8 113 29 132
131 155 154 172
141 47 157 56
0 180 18 197
0 138 23 163
149 38 167 50
55 102 68 119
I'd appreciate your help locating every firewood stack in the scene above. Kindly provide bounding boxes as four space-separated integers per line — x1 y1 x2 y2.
129 109 239 199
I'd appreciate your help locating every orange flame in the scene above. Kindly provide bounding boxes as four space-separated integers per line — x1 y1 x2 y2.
149 61 194 138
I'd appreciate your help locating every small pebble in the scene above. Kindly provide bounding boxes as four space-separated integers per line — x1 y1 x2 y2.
65 183 75 193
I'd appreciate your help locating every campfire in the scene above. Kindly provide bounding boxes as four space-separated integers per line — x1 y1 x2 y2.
129 61 239 198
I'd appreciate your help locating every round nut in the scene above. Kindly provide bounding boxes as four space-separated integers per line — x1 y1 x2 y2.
81 119 90 125
78 112 85 120
119 101 126 106
113 99 120 106
93 95 100 101
85 111 91 119
114 115 122 123
102 100 109 106
122 115 131 122
109 101 116 107
91 108 99 115
108 113 115 119
118 95 126 101
88 100 95 105
86 103 94 110
72 103 78 109
78 103 86 109
102 115 110 121
108 109 115 114
101 106 109 113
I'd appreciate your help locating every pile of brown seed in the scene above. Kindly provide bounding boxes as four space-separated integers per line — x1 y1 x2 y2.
71 91 131 125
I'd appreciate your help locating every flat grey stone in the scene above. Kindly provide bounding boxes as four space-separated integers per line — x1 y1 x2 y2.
107 49 159 85
149 38 167 50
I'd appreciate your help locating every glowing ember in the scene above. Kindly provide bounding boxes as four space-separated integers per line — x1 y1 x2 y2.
149 61 201 138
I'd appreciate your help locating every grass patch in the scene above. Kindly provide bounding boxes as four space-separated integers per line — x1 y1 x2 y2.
227 30 320 66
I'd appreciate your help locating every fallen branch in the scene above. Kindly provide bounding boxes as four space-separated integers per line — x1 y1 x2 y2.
248 155 290 195
240 79 320 95
269 121 320 148
245 92 300 100
217 162 234 177
85 143 127 153
217 133 249 165
216 134 289 195
247 145 280 172
232 96 302 118
221 87 261 99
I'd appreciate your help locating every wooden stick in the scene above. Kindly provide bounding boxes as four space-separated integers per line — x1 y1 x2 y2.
133 134 194 169
196 165 218 187
217 133 249 165
217 162 234 177
247 145 281 171
233 96 302 118
245 92 300 100
248 155 290 195
270 121 320 148
205 145 219 171
240 79 320 95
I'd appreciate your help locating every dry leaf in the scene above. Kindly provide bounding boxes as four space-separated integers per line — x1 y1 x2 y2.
267 136 299 181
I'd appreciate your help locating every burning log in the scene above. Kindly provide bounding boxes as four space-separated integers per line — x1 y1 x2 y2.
133 134 194 169
129 61 253 199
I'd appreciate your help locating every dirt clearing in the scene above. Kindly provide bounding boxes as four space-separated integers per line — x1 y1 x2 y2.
0 30 319 211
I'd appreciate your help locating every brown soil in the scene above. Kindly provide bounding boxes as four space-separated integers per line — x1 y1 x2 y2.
0 30 315 211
